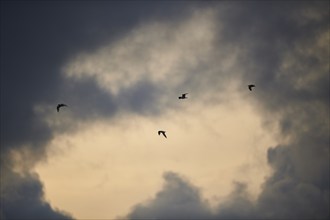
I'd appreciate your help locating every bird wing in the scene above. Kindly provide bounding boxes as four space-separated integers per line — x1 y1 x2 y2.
158 131 167 138
57 104 67 112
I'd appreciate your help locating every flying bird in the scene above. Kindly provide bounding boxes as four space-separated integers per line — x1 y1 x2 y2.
178 93 188 99
57 103 68 112
248 84 255 91
158 130 167 138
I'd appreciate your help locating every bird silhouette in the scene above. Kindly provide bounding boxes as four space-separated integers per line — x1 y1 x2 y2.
57 104 68 112
158 130 167 138
248 85 255 91
178 93 188 99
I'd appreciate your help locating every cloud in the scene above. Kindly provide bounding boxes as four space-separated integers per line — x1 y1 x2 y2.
126 172 213 220
1 2 193 219
257 144 329 219
1 1 328 219
123 2 329 219
1 165 73 220
124 172 259 220
1 0 194 162
41 1 328 218
63 8 217 104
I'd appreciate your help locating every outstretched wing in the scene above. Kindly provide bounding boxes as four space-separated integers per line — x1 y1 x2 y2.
248 85 255 91
179 93 188 99
158 131 167 138
57 104 67 112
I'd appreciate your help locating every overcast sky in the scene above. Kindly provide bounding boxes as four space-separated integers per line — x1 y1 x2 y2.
1 1 329 219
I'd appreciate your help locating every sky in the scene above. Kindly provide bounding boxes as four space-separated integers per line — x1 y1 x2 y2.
0 1 329 220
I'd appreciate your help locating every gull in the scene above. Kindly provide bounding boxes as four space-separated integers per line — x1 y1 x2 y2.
158 130 167 138
57 103 68 112
248 84 255 91
178 93 188 99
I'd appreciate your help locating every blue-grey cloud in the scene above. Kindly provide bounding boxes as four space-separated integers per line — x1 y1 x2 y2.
1 166 73 220
126 172 213 220
1 1 328 219
125 1 329 219
0 2 193 219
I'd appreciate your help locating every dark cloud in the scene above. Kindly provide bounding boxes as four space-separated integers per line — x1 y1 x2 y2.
1 166 73 220
211 182 256 219
125 173 259 220
257 146 329 219
118 78 166 116
0 2 195 219
0 0 191 154
59 78 118 120
125 1 329 219
126 172 213 220
1 1 328 219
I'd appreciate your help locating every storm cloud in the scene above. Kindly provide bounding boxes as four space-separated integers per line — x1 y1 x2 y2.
1 1 329 219
1 165 73 220
126 172 212 219
1 2 193 219
124 1 329 219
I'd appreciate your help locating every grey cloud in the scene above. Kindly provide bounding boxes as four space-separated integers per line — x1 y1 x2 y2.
126 168 328 219
118 78 166 116
59 79 118 120
125 173 259 220
258 173 329 219
127 172 213 220
214 182 257 219
1 166 73 220
1 1 328 219
1 1 189 154
49 76 164 130
1 2 195 219
125 1 329 219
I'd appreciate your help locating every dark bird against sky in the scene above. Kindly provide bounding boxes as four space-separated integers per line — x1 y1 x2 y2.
178 93 188 99
248 85 255 91
158 130 167 138
57 104 68 112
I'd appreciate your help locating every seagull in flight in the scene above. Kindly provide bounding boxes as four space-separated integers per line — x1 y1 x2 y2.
158 130 167 138
248 84 255 91
178 93 188 99
57 103 68 112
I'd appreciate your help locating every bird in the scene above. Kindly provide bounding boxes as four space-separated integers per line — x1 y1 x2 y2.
158 130 167 138
248 84 255 91
178 93 188 99
57 103 68 112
